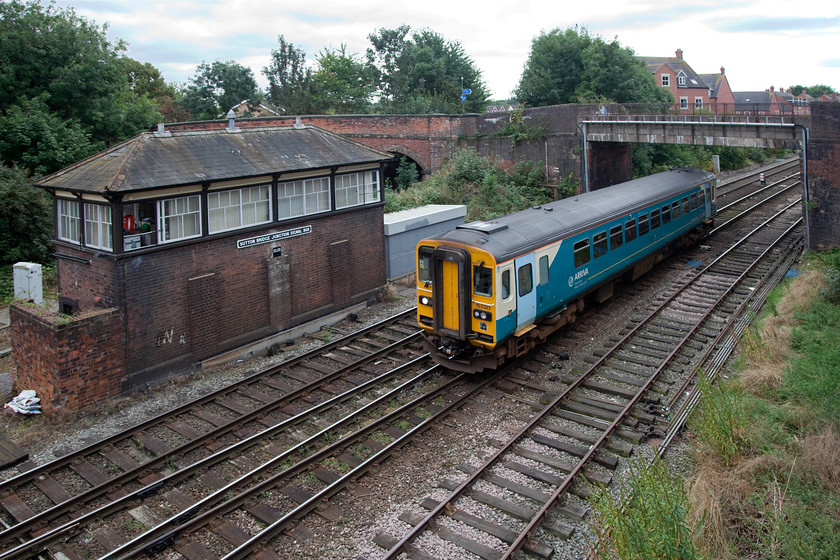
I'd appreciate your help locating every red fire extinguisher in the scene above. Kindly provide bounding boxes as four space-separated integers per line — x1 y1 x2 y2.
123 214 137 232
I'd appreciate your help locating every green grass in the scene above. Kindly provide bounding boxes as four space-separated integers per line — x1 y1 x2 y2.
589 455 699 560
686 252 840 559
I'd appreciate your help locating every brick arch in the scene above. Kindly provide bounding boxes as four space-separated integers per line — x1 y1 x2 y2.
382 144 430 177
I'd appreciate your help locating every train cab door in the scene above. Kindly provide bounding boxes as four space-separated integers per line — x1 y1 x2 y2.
705 182 716 218
432 246 472 340
515 254 536 332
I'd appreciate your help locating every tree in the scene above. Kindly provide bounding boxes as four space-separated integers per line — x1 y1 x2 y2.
312 44 376 114
181 60 261 120
789 84 836 98
367 26 490 114
263 36 317 115
516 26 671 107
0 0 160 173
0 165 53 265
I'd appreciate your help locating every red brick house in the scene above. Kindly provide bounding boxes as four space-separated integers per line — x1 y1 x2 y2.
640 49 711 112
13 121 393 411
698 67 736 114
732 87 795 115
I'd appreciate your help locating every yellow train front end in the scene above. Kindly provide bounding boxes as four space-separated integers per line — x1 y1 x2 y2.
416 240 501 372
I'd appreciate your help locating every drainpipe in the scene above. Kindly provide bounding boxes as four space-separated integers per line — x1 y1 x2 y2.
580 123 589 193
795 124 810 249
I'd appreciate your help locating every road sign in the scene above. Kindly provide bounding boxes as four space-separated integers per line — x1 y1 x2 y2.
463 88 472 95
460 94 467 100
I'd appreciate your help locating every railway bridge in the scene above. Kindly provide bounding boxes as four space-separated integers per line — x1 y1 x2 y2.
174 102 838 249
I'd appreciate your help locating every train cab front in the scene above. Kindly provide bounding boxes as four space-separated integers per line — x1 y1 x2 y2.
416 243 500 373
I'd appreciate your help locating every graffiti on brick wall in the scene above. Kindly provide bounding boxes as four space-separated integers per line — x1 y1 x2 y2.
156 327 174 347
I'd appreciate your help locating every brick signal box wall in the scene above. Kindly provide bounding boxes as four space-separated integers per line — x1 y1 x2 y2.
10 205 385 412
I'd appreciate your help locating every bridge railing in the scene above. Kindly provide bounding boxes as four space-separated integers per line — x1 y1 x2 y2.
590 102 805 124
588 103 799 126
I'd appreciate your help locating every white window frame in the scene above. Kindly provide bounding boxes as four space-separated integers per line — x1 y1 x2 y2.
84 202 113 251
208 185 271 234
680 97 689 109
695 97 703 110
57 198 81 243
158 194 202 243
277 177 330 220
335 170 380 209
678 74 686 86
661 74 670 87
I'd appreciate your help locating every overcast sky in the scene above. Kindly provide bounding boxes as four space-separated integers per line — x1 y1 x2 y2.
53 0 839 100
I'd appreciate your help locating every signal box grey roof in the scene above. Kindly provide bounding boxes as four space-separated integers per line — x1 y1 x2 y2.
35 124 393 194
428 168 715 264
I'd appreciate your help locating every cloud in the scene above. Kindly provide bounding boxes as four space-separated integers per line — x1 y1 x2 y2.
715 16 840 33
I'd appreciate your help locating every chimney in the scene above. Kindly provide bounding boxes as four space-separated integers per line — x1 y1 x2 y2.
720 66 725 75
675 48 683 60
770 85 775 92
226 109 239 132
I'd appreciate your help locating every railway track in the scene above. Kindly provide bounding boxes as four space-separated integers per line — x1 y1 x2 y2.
0 311 429 559
0 162 804 560
378 198 804 559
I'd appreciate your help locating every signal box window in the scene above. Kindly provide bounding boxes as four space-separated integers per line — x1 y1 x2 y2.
501 269 511 299
538 255 550 285
593 231 607 258
418 246 434 284
574 239 590 267
610 225 623 250
639 214 650 236
651 209 661 229
625 219 637 242
159 195 201 243
518 264 533 297
474 265 493 297
662 205 671 225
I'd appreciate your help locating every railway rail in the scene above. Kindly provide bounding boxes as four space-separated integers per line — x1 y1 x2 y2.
0 162 804 560
0 311 428 558
379 198 804 559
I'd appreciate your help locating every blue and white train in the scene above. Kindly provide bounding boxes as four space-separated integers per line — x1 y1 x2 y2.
416 168 716 372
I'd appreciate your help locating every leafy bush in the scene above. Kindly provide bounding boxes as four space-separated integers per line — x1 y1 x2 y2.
394 156 420 190
0 165 54 266
590 455 699 560
691 377 747 466
384 148 560 221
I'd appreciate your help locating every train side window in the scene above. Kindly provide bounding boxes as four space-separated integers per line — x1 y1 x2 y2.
538 255 550 285
418 246 434 284
651 209 661 229
690 193 698 210
593 231 607 258
682 197 689 214
502 269 511 299
518 264 533 297
639 214 650 235
672 201 681 219
573 239 590 267
662 204 671 225
610 224 623 249
473 265 493 297
625 219 637 242
698 189 706 208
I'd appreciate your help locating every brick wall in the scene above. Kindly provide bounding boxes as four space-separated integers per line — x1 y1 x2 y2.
113 205 386 388
168 115 461 178
10 304 125 413
807 102 840 250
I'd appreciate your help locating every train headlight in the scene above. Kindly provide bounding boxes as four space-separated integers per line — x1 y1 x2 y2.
419 295 432 306
473 309 491 321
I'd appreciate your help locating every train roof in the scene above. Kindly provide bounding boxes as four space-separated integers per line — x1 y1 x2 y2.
429 167 715 263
